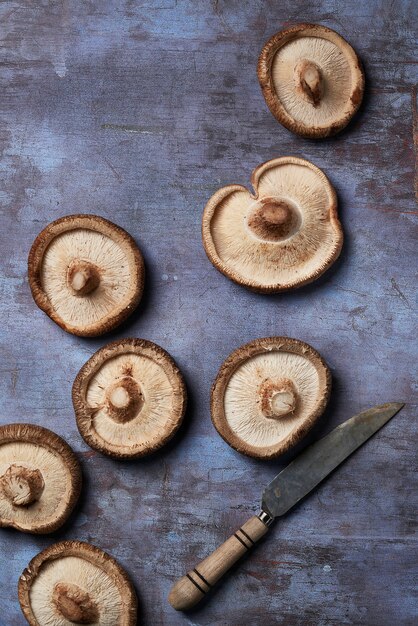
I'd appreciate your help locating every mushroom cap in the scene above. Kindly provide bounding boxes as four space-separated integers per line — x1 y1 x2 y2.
258 24 365 138
28 214 145 337
202 157 342 293
72 339 187 459
211 337 331 459
0 424 81 534
18 541 137 626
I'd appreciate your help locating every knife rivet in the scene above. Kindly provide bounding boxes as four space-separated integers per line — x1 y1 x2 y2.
274 487 281 497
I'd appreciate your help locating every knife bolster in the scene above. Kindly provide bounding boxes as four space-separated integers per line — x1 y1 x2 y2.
258 509 274 526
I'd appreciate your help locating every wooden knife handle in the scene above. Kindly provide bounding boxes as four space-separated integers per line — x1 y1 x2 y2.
168 513 272 611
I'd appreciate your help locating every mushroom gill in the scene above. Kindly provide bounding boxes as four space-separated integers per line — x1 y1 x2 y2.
73 339 187 458
224 352 321 448
258 24 365 138
42 229 134 328
211 338 331 459
272 35 352 127
28 215 145 337
86 354 176 449
18 542 138 626
202 157 342 292
28 557 122 624
0 424 81 534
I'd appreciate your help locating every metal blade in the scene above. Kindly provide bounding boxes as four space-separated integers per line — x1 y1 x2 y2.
262 402 404 518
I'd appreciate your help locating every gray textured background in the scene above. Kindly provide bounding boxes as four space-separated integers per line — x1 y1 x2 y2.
0 1 417 624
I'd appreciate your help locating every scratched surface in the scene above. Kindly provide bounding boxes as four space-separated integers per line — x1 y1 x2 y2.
0 1 417 624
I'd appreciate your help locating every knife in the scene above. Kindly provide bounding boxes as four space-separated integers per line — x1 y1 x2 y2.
168 402 404 610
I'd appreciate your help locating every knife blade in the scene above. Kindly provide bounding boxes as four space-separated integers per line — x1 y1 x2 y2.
168 402 404 611
262 402 404 517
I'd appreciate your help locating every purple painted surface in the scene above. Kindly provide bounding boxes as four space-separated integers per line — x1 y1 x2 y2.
0 1 417 624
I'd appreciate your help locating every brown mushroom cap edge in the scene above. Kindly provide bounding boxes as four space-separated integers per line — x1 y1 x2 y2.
258 23 365 138
211 337 331 459
18 541 137 626
202 156 343 293
28 214 145 337
72 338 187 459
0 423 81 534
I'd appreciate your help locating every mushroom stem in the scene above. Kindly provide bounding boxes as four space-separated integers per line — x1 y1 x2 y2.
260 380 297 419
67 260 100 297
270 390 296 417
294 59 323 107
52 582 99 624
109 386 131 409
107 377 143 423
0 465 44 506
247 198 298 242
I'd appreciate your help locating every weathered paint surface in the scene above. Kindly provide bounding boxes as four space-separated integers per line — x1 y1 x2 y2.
0 1 417 624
